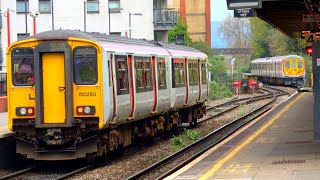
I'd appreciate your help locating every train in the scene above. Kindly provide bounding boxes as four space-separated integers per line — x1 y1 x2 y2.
251 55 306 86
7 30 208 160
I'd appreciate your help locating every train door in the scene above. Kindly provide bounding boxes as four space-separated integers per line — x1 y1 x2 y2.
298 59 304 76
34 42 73 127
284 59 290 75
42 53 66 123
291 59 298 76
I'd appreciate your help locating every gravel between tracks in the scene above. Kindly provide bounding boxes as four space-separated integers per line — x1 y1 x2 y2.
70 86 297 180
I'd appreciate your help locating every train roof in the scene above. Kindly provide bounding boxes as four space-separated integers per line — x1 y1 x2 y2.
26 30 207 59
251 55 303 63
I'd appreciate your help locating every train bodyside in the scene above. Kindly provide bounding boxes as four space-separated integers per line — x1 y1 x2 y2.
7 30 208 160
251 55 305 86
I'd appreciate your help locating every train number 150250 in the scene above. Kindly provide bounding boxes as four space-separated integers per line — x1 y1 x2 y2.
79 92 96 96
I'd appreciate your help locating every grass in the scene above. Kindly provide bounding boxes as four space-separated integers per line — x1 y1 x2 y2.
171 129 201 151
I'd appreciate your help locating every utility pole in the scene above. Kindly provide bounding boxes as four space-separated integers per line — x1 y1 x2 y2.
52 0 54 30
24 0 28 38
84 1 86 32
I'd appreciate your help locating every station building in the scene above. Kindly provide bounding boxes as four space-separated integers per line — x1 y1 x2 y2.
167 0 211 47
0 0 178 70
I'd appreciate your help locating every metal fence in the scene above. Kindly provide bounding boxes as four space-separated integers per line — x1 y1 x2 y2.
153 9 178 26
0 73 7 96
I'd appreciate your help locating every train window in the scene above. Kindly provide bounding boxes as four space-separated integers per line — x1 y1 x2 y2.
115 55 129 95
172 59 185 88
292 60 296 68
134 56 153 93
285 60 290 68
188 61 198 86
298 61 303 68
157 58 166 90
74 47 97 85
201 62 207 84
11 48 34 86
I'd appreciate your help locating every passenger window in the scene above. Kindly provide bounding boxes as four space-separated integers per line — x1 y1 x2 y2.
134 56 153 93
285 61 290 68
157 58 166 90
201 62 207 84
12 48 34 86
172 59 185 88
292 60 296 68
189 61 198 86
74 47 97 85
298 61 303 68
115 55 129 95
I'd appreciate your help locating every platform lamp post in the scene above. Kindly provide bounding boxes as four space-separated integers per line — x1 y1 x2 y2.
4 9 15 46
29 12 39 35
129 12 142 38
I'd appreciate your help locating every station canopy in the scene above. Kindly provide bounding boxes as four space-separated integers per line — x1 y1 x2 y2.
226 0 319 38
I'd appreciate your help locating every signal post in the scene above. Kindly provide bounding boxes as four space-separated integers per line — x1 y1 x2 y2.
312 42 320 141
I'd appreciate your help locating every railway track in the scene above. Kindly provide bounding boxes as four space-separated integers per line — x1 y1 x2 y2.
126 87 285 180
0 87 291 180
0 162 92 180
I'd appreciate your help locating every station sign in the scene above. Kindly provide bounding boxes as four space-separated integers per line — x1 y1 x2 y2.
301 30 320 39
305 33 317 47
234 9 255 18
303 14 320 23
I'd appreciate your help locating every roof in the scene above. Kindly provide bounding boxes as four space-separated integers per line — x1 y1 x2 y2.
251 55 304 63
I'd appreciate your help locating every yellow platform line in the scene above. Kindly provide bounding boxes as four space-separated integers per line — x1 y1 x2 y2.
199 92 305 180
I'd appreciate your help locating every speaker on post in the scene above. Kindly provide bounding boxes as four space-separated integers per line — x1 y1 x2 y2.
175 34 185 45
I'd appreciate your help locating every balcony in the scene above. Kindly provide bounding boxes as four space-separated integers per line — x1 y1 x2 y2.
154 9 178 31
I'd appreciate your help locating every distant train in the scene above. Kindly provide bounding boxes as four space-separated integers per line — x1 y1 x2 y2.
7 30 208 160
251 55 305 86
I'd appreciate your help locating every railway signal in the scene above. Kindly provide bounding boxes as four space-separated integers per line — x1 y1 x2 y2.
233 80 242 95
248 80 257 95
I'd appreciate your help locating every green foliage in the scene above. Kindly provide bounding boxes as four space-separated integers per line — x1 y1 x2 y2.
171 129 200 151
209 81 233 100
189 41 213 56
250 18 305 58
237 65 250 73
208 56 227 82
168 16 192 45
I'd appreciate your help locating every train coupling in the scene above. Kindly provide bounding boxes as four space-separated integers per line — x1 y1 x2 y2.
44 128 63 145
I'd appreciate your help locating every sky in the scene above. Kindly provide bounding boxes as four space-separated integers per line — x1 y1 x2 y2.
211 1 232 22
211 1 232 48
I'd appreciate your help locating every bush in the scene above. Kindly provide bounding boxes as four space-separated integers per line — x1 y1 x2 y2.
209 81 233 100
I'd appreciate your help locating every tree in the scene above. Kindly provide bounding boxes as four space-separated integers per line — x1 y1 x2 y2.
168 16 192 45
250 17 271 58
217 14 251 48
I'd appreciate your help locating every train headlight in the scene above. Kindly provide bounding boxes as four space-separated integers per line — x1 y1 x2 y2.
16 107 35 116
20 108 26 115
76 106 95 115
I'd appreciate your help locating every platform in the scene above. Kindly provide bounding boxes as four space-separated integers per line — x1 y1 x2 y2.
0 112 13 138
166 92 320 180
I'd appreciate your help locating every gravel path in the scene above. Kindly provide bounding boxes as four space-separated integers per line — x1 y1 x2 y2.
71 86 294 180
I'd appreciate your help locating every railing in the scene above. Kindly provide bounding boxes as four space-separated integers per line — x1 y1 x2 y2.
0 73 7 96
154 9 178 26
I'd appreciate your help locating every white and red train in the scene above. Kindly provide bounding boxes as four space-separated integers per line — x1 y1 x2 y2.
7 30 208 160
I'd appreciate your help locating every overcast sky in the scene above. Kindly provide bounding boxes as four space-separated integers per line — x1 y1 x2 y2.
211 1 232 21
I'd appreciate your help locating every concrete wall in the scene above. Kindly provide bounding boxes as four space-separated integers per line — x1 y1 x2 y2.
0 0 155 71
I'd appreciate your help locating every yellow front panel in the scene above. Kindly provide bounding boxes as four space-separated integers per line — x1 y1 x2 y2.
42 53 66 124
283 60 290 75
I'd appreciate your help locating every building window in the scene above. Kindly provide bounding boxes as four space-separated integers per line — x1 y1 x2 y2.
157 58 166 90
110 32 121 36
17 33 30 41
135 56 153 93
73 47 98 85
109 0 121 13
172 59 185 88
115 55 129 95
87 0 99 13
16 0 29 13
39 0 51 13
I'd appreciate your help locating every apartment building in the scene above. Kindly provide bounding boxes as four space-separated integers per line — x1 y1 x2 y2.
0 0 178 70
168 0 211 47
